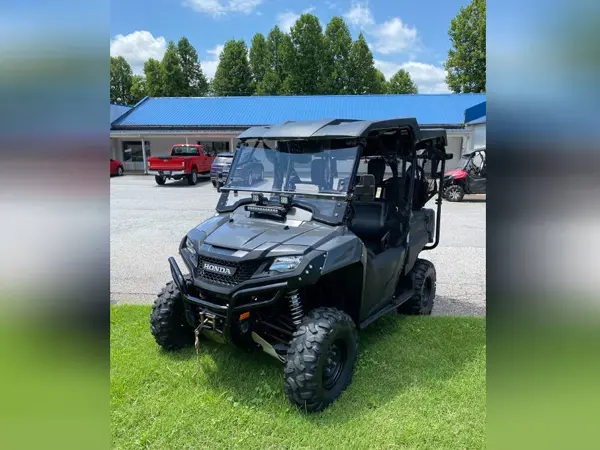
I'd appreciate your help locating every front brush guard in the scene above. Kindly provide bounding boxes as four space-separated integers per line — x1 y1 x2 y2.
168 256 288 340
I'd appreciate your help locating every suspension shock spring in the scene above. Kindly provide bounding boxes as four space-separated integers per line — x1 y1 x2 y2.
287 289 304 326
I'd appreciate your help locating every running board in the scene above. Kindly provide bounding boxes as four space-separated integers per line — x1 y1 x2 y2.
359 289 414 329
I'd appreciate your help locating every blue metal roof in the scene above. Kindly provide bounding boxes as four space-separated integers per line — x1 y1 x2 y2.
112 94 486 128
464 101 486 123
110 103 132 124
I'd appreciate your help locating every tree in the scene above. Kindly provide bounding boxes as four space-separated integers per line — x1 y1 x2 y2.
444 0 486 93
373 69 389 94
130 75 147 103
267 26 287 80
388 69 418 94
347 33 379 94
249 33 270 92
110 56 133 104
144 58 165 96
287 13 326 95
324 17 352 94
161 41 185 96
212 40 254 96
177 37 208 96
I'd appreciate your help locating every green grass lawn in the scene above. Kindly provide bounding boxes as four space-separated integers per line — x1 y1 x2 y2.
111 306 486 450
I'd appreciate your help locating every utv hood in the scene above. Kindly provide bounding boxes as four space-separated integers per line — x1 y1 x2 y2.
444 169 467 179
196 214 339 253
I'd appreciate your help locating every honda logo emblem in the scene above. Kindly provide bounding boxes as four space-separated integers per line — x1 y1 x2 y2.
202 262 236 276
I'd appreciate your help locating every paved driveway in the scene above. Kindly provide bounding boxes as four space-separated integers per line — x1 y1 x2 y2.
110 175 485 316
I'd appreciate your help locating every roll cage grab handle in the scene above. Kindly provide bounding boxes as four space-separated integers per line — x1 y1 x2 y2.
423 142 447 251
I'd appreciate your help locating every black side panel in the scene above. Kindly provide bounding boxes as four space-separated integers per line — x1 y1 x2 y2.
360 247 406 321
404 209 434 274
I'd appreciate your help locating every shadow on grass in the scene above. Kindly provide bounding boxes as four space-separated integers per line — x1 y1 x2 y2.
161 313 485 422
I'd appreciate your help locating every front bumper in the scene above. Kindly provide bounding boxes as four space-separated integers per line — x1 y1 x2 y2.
210 170 229 181
148 170 187 176
169 256 289 338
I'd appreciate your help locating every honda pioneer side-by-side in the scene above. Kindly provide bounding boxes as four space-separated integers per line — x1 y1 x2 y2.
443 147 486 201
150 118 452 412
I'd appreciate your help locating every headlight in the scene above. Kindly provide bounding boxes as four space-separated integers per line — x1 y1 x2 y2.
185 237 197 257
269 256 302 273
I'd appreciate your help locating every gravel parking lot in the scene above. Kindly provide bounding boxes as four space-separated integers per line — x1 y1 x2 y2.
111 175 485 316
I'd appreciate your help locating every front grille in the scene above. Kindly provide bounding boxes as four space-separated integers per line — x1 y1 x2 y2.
196 255 262 286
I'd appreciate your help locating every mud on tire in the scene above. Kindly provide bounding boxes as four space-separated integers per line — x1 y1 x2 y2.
399 258 436 315
284 307 358 412
150 278 194 350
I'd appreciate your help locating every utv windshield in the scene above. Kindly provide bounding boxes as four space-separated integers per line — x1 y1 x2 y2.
224 139 359 196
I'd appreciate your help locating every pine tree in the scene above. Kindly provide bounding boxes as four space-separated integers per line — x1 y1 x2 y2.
347 33 379 94
373 69 389 94
130 75 147 103
161 41 185 96
445 0 486 92
388 69 418 94
177 36 208 96
110 56 133 104
144 58 165 97
249 33 270 92
287 13 326 95
323 17 352 94
212 40 254 96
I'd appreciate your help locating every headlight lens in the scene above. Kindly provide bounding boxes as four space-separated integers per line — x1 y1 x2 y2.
269 256 302 273
185 237 197 257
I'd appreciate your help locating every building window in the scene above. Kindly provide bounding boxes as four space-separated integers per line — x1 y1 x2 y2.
122 141 151 162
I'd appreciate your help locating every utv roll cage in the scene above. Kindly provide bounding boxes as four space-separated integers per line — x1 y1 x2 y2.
233 118 451 249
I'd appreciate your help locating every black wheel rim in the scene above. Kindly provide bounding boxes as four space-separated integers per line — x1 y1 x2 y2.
323 339 346 389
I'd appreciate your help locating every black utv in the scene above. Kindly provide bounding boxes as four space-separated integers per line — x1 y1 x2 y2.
150 118 451 412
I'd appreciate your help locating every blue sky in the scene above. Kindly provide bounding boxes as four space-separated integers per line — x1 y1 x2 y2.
110 0 471 93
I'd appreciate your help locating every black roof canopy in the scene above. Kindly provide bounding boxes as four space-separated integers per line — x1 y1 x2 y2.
236 118 422 140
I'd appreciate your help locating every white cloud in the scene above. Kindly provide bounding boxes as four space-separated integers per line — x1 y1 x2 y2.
277 12 300 33
207 44 224 57
201 44 224 80
375 59 450 94
276 7 316 33
228 0 263 13
343 3 418 56
183 0 263 17
371 17 417 54
343 3 374 28
110 31 166 75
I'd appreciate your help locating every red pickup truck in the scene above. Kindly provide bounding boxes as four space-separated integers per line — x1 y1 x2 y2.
147 144 215 186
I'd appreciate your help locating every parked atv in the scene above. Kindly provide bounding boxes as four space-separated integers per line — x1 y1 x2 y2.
150 118 451 412
443 147 486 201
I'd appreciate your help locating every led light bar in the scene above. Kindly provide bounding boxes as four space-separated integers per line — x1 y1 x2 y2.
246 205 287 216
